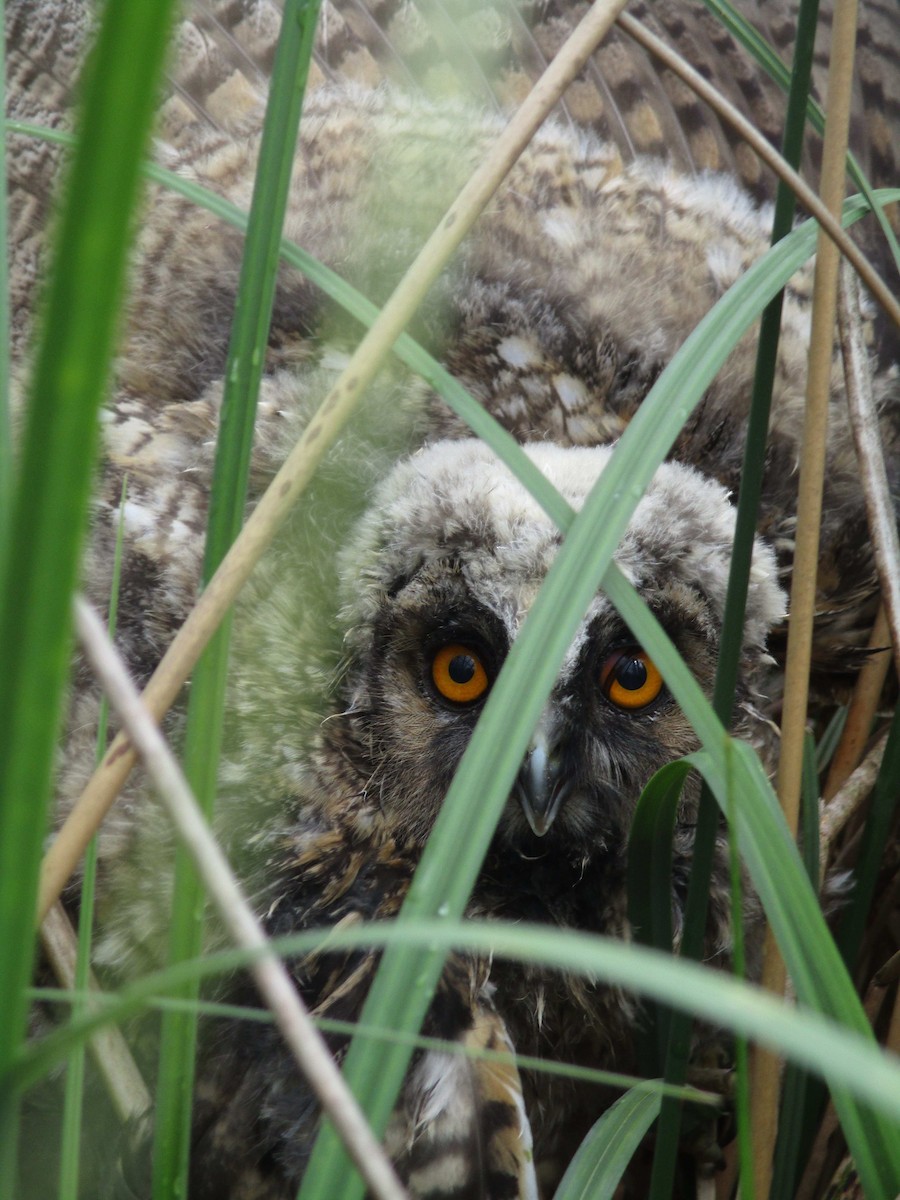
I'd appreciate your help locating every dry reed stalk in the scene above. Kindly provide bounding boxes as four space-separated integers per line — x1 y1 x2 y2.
750 1 862 1193
838 269 900 679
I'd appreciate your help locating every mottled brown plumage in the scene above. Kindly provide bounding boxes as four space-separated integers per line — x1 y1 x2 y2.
7 1 899 1197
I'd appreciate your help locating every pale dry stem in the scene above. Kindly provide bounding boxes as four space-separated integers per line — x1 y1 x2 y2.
40 901 152 1123
73 596 408 1200
818 730 889 876
838 268 900 679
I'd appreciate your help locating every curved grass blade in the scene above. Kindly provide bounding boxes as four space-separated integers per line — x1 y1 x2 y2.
602 566 900 1197
648 6 834 1183
30 988 718 1106
299 194 896 1200
10 922 900 1126
774 706 900 1193
0 0 178 1186
553 1086 662 1200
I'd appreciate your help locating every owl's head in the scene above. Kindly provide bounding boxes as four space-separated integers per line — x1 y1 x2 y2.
335 440 784 856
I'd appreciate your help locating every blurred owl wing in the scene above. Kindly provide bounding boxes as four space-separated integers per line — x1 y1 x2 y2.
165 0 900 208
388 1000 539 1200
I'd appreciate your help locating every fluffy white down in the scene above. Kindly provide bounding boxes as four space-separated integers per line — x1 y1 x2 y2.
341 438 786 655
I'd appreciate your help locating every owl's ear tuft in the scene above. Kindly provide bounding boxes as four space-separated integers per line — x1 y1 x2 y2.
625 460 787 655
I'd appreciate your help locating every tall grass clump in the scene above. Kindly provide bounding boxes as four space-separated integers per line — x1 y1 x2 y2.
4 1 899 1199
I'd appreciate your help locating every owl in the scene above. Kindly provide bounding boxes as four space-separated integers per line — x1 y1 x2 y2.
7 0 899 1198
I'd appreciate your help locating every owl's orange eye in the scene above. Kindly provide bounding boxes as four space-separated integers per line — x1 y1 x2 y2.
600 649 663 711
431 643 490 704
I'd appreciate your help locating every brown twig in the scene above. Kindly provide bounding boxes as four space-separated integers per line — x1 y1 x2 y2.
823 605 892 800
838 268 900 681
874 949 900 989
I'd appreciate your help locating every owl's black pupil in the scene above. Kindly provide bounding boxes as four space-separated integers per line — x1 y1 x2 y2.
616 656 647 690
449 654 476 684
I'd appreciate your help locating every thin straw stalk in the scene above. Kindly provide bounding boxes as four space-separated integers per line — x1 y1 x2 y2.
753 3 862 1190
73 598 406 1200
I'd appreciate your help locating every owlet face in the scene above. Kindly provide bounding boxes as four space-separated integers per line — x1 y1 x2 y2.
336 440 785 857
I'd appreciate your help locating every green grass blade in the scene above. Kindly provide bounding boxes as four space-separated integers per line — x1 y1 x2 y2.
723 742 754 1199
24 988 720 1108
836 706 900 972
711 0 818 723
815 704 848 774
12 923 900 1127
627 762 692 1074
151 4 323 1197
552 1086 662 1200
0 0 177 1187
299 194 890 1200
800 732 820 886
768 734 822 1196
647 784 719 1199
774 710 900 1192
648 8 823 1185
784 714 900 1197
602 568 900 1194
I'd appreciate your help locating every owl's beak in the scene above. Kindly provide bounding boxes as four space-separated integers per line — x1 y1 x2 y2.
515 723 571 837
